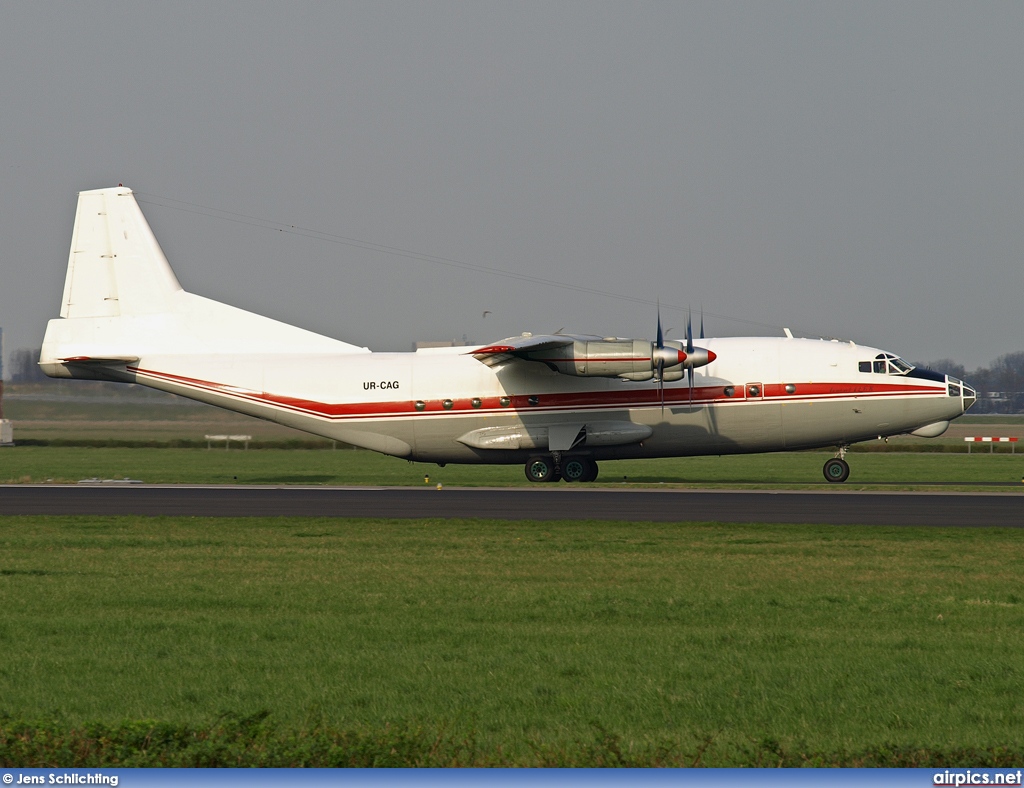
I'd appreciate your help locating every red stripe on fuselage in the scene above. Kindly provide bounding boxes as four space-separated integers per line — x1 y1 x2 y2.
127 366 947 423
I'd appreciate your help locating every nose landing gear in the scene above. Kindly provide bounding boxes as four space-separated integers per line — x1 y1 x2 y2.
823 446 851 483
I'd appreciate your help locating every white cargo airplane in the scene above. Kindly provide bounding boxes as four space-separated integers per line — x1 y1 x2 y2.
41 186 975 483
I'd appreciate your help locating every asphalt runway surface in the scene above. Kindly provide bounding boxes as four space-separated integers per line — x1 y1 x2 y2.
1 485 1022 526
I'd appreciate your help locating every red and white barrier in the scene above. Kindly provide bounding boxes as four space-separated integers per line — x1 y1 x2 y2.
964 437 1018 453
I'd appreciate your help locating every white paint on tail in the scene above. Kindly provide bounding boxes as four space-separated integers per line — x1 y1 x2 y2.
44 186 369 364
61 187 182 319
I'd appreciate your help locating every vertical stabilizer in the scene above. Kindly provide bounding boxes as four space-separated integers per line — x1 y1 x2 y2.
60 187 182 318
44 185 369 370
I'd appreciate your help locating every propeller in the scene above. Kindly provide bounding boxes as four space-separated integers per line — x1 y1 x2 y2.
651 302 716 414
686 308 695 407
654 301 667 412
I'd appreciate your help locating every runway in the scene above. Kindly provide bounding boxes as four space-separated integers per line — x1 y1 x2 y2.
1 485 1022 526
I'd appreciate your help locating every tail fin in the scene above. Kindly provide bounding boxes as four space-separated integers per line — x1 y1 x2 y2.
42 186 367 377
60 186 182 318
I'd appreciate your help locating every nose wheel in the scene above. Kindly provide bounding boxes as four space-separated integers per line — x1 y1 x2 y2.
823 457 850 483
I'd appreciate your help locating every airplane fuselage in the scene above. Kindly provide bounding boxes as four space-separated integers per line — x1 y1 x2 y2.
55 335 971 465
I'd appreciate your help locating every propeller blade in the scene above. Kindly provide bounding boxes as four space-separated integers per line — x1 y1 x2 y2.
656 301 665 413
700 307 705 341
687 307 695 409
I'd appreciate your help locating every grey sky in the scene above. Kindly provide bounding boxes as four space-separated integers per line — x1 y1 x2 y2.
2 2 1022 377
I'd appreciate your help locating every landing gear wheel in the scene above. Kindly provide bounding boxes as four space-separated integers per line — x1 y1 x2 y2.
561 458 588 482
823 458 850 483
579 458 599 483
525 456 556 483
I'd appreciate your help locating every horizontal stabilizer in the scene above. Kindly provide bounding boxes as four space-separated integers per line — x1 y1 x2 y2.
59 355 140 364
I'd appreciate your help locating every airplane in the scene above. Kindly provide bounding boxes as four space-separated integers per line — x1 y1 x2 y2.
40 186 976 484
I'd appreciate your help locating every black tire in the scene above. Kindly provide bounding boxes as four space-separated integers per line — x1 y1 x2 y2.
823 458 850 483
525 456 556 483
561 458 587 482
579 458 599 483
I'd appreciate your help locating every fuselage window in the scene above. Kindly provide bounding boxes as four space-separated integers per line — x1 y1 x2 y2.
873 360 887 374
859 361 871 373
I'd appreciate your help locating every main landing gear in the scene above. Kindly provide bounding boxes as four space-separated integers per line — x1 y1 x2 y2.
823 446 851 483
525 455 599 483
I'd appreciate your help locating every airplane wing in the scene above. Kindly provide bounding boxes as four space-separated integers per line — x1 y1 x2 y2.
470 335 578 368
470 332 715 382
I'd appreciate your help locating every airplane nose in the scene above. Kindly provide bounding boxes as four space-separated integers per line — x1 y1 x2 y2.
962 382 977 412
949 375 977 413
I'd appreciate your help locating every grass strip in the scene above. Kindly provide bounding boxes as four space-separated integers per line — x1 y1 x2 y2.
2 715 1022 767
1 517 1022 764
3 446 1024 487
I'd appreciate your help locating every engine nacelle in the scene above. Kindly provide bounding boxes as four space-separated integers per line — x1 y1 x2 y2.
522 339 714 380
522 338 651 377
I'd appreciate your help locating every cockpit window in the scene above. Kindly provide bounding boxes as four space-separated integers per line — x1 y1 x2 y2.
860 354 914 376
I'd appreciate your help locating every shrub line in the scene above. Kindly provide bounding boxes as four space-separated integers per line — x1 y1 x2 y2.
2 716 1021 768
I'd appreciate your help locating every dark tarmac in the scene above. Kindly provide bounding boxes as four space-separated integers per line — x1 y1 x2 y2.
1 485 1022 526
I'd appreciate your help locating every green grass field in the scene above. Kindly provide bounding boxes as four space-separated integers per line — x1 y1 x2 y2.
2 445 1024 489
1 516 1022 765
3 386 1023 764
